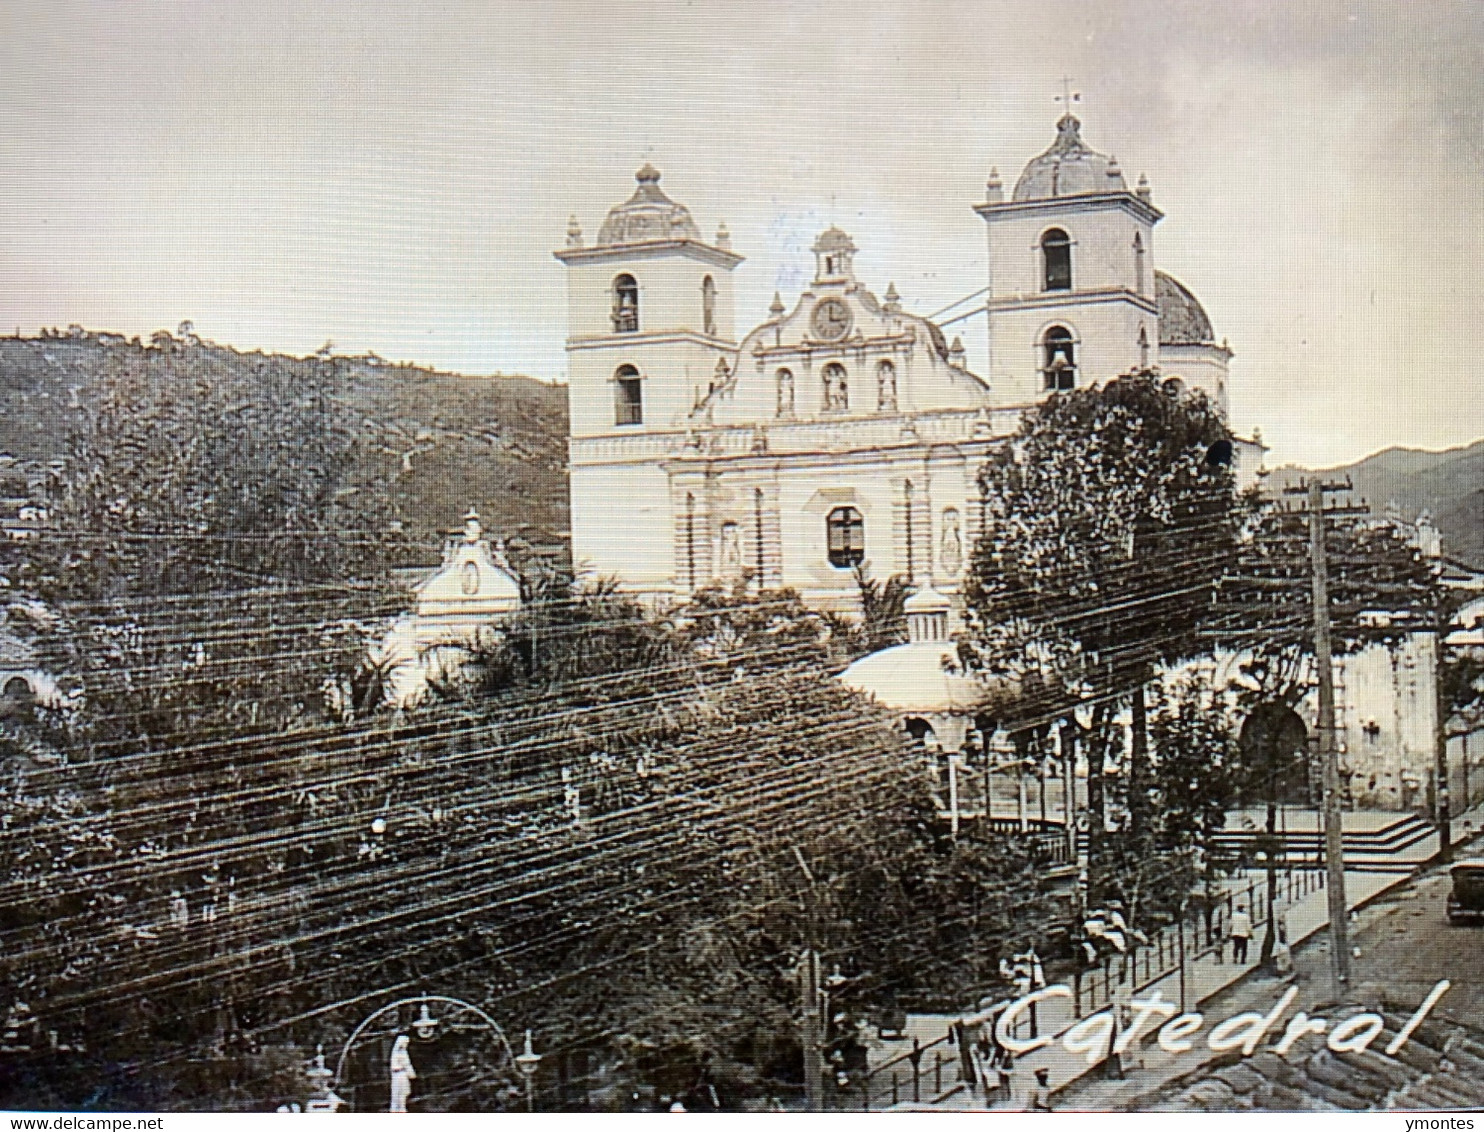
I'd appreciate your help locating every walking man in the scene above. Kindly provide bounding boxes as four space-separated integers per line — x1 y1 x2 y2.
1028 1068 1053 1111
1230 904 1253 965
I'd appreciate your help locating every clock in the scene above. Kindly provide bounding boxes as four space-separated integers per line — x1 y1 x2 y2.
811 298 852 341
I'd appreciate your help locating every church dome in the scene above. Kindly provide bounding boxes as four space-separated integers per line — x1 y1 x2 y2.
1013 115 1127 202
596 164 703 247
1155 270 1216 345
838 639 986 715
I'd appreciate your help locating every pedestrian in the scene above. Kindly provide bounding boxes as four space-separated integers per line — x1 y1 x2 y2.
1272 933 1293 975
973 1032 994 1097
1028 1068 1053 1111
1230 904 1253 964
1106 987 1130 1081
994 1046 1015 1107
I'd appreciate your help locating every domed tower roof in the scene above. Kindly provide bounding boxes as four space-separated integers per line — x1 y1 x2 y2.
596 164 703 247
1155 270 1216 345
1013 114 1128 202
811 225 859 283
812 226 857 254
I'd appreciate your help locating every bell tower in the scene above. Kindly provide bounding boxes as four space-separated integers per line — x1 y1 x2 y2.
555 165 743 439
975 115 1162 405
556 166 743 595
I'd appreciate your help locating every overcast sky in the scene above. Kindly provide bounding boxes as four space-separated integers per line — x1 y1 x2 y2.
2 0 1482 468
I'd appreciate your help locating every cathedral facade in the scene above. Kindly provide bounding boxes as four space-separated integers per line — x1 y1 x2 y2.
557 115 1259 614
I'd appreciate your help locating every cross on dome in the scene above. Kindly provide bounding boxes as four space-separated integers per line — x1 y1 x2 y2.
1054 75 1081 117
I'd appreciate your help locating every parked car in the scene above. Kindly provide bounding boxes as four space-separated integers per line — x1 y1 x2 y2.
1446 859 1484 925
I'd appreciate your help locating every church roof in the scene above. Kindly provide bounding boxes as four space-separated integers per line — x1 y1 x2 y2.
838 640 988 715
903 585 952 615
812 226 857 253
1155 270 1216 346
596 165 703 247
1013 114 1127 202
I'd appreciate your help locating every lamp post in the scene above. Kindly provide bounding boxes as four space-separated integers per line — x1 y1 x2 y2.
332 996 523 1113
515 1029 542 1113
989 731 1017 826
305 1044 346 1112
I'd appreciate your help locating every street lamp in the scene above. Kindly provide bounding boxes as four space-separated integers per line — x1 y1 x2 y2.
988 732 1017 824
412 1003 439 1041
514 1029 542 1112
333 995 521 1113
305 1044 345 1113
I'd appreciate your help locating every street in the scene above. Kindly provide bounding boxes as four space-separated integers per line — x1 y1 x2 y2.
1291 854 1484 1023
1053 839 1484 1111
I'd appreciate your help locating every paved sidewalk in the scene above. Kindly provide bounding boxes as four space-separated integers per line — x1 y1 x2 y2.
904 803 1484 1112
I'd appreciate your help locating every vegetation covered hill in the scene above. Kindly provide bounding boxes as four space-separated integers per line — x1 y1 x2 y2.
1265 439 1484 569
0 328 570 562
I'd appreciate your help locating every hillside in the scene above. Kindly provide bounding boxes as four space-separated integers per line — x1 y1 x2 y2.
0 329 570 564
1265 439 1484 569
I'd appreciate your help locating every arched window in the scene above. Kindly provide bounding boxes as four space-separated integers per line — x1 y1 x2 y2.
822 362 848 412
614 364 643 425
612 274 639 333
877 360 897 411
1042 327 1076 391
1042 228 1072 291
776 368 795 417
701 275 716 337
1133 231 1146 295
826 506 865 568
940 508 963 577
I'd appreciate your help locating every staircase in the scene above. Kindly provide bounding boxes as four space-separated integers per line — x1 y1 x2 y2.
1211 812 1435 874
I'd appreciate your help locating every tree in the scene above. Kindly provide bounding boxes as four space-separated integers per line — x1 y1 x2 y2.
964 372 1240 850
853 566 909 654
1208 494 1460 806
16 340 408 752
1235 697 1306 966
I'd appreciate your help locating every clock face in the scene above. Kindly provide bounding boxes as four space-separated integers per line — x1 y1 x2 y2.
811 298 852 341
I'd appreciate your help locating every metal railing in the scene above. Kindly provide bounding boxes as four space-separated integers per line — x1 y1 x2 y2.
850 868 1330 1109
850 1031 958 1111
1072 868 1325 1017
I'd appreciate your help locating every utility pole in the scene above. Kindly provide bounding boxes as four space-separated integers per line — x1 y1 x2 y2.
947 753 962 838
798 949 824 1113
1434 630 1453 864
793 846 824 1113
1306 478 1350 992
1060 722 1077 862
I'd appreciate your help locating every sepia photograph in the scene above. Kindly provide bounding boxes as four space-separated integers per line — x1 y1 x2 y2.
1 0 1482 1119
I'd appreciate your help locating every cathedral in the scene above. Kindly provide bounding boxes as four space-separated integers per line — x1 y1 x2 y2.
557 113 1262 615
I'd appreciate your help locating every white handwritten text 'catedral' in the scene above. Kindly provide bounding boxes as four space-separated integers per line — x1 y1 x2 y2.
995 979 1451 1064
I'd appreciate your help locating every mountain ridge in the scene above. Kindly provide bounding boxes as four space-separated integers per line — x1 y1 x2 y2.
0 329 571 564
1264 438 1484 569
